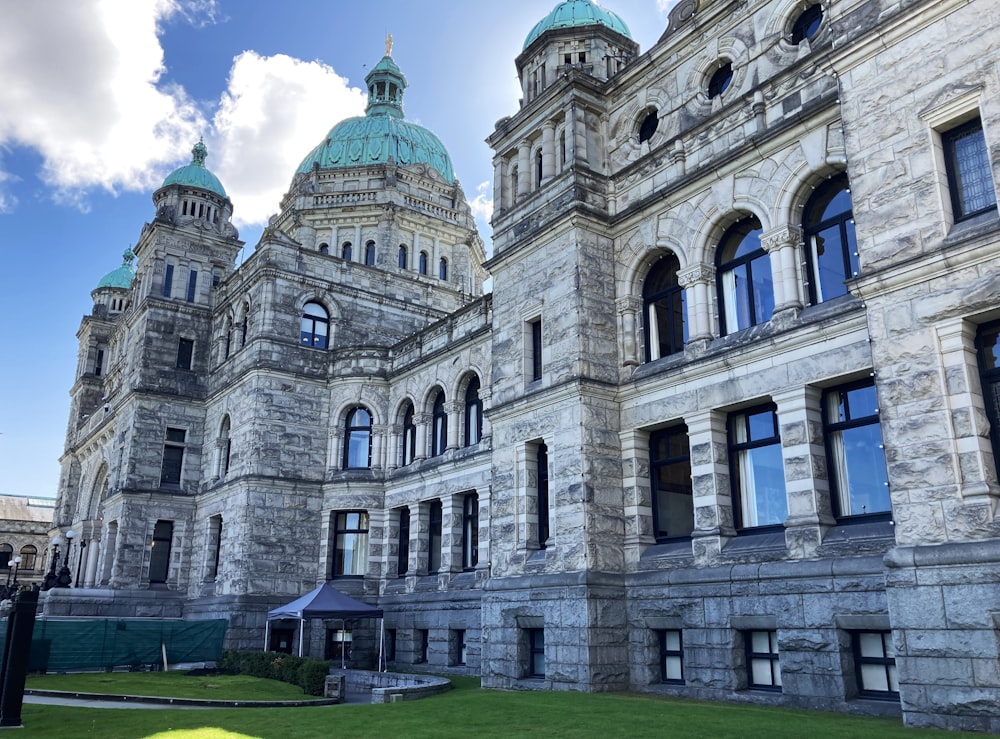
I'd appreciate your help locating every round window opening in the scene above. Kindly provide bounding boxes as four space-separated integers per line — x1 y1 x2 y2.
708 62 733 99
639 110 659 144
791 4 823 44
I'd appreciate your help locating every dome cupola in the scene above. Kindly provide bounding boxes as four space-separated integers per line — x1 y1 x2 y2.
161 139 228 198
523 0 632 50
95 249 136 290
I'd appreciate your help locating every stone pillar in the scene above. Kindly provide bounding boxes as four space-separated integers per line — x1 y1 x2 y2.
572 104 587 167
493 159 504 211
617 296 641 366
621 428 655 566
386 424 400 471
84 538 100 587
541 122 556 184
367 507 390 583
414 414 430 461
371 426 385 471
441 494 462 575
517 140 531 198
773 386 833 558
479 388 493 446
566 103 578 165
446 401 462 451
687 409 734 564
760 225 804 316
678 264 715 344
329 429 343 471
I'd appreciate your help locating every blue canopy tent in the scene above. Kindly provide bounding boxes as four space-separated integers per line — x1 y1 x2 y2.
266 583 384 668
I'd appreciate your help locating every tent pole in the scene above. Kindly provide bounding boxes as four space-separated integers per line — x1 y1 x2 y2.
341 619 346 670
379 618 385 672
299 618 305 657
264 620 270 652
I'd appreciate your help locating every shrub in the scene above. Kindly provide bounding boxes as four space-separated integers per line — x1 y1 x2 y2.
219 650 330 696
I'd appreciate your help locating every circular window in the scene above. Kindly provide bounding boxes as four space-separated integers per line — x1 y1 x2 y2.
708 62 733 99
790 4 823 44
638 109 659 144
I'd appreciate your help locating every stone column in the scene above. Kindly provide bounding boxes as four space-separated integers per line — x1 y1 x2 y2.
493 159 504 211
517 140 531 198
566 103 578 165
414 414 430 461
479 388 493 446
446 401 462 451
440 494 462 576
386 424 400 471
617 296 641 366
621 428 655 566
678 264 715 344
760 225 804 316
687 409 734 564
84 538 101 587
328 429 343 471
572 104 588 167
367 507 390 583
371 426 385 471
541 122 556 184
773 386 832 558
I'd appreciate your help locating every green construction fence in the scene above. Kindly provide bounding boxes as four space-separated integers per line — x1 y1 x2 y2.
0 618 228 672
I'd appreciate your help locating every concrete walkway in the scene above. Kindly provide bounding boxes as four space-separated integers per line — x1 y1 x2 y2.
23 689 371 709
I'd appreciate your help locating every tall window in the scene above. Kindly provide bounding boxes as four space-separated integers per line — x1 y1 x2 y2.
365 240 376 266
332 511 369 577
464 377 483 446
439 257 448 280
343 407 373 469
417 629 429 663
728 406 786 530
943 117 997 221
649 426 694 541
823 380 891 518
536 442 550 549
341 242 353 261
318 242 330 255
527 628 545 678
160 428 186 486
717 217 773 335
419 251 429 275
397 507 410 576
149 520 173 584
206 515 223 580
401 402 417 465
803 174 858 304
511 165 519 202
746 630 781 690
162 264 174 298
219 415 232 476
431 391 448 457
94 348 105 377
0 544 10 569
535 150 543 187
659 630 684 684
977 320 1000 480
176 338 194 370
19 545 36 571
643 254 687 361
529 318 543 382
186 269 198 302
398 244 408 269
300 302 329 349
463 492 479 570
853 631 899 699
428 500 442 573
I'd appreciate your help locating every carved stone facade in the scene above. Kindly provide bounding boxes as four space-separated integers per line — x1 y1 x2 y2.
51 0 999 731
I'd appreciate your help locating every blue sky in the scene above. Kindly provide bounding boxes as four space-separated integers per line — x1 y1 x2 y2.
0 0 668 498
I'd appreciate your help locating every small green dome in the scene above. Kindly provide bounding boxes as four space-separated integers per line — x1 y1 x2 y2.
296 47 455 184
524 0 632 49
96 249 135 289
161 139 228 198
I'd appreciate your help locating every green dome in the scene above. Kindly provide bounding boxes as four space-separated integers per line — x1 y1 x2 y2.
96 250 135 289
524 0 632 49
296 48 455 184
161 139 228 198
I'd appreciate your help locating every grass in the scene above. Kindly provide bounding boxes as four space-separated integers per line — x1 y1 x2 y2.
25 671 321 701
18 674 980 739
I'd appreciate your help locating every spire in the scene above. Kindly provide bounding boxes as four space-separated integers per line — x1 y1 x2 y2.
365 37 407 118
191 137 208 167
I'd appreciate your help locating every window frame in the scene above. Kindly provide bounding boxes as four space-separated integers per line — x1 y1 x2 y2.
462 492 479 571
943 117 997 222
716 217 773 335
464 376 483 447
342 406 373 469
790 4 823 44
418 251 428 275
148 520 174 584
364 240 376 266
527 628 545 678
401 402 417 465
536 442 550 549
300 301 330 349
439 257 448 281
186 269 198 302
803 173 859 305
396 506 410 577
331 511 369 579
745 630 781 691
176 337 194 370
427 500 443 573
643 253 687 361
431 391 448 457
649 425 694 542
658 629 684 684
529 318 543 382
18 545 37 572
852 630 899 700
727 405 787 531
398 245 408 269
160 427 186 487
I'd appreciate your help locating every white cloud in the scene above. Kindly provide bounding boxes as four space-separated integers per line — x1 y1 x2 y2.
468 180 494 224
0 0 212 206
211 52 366 226
656 0 682 13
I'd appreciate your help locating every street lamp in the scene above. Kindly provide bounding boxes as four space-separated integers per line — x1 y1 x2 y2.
2 556 21 600
41 535 63 591
55 530 75 588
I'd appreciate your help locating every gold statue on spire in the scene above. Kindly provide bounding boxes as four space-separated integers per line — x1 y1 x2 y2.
386 33 393 57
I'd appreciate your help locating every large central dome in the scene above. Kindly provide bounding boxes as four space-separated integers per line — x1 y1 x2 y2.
296 49 455 184
523 0 632 49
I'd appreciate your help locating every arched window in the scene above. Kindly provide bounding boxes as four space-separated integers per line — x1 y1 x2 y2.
419 251 429 275
431 391 447 457
300 302 329 349
0 543 11 569
19 545 36 571
790 4 823 44
401 402 416 466
224 317 233 360
535 150 543 187
240 304 249 347
708 61 733 99
464 377 483 447
398 245 408 269
716 216 773 335
343 407 372 469
559 130 566 168
365 240 376 266
439 257 448 281
341 242 353 261
643 254 687 361
319 242 330 255
219 415 232 476
803 173 858 304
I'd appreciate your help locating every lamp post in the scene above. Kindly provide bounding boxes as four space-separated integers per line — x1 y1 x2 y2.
55 530 75 588
2 557 20 601
75 539 87 587
41 536 63 591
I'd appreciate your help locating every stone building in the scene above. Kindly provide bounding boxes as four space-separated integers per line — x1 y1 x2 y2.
0 494 55 590
50 0 1000 731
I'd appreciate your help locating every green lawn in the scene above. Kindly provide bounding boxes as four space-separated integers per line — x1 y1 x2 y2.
18 674 977 738
25 671 321 701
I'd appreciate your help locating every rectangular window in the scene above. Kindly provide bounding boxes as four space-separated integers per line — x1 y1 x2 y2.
649 426 694 540
529 318 543 382
428 500 442 573
176 338 194 370
728 406 787 530
397 506 410 577
823 380 891 519
943 117 997 221
94 348 105 377
659 629 684 684
528 628 545 678
976 320 1000 481
163 264 174 298
417 629 429 663
206 515 223 581
462 492 479 570
746 630 781 690
186 269 198 302
386 628 397 662
853 631 899 700
160 428 186 486
451 629 467 666
535 442 549 549
331 511 369 577
148 520 173 584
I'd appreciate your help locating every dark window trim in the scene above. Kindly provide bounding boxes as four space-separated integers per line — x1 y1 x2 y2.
530 319 543 382
649 425 693 542
943 117 998 222
975 319 1000 482
727 404 785 533
658 629 685 684
745 629 781 691
462 492 479 571
331 510 369 579
428 500 443 573
852 630 899 701
397 507 410 577
536 442 549 548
